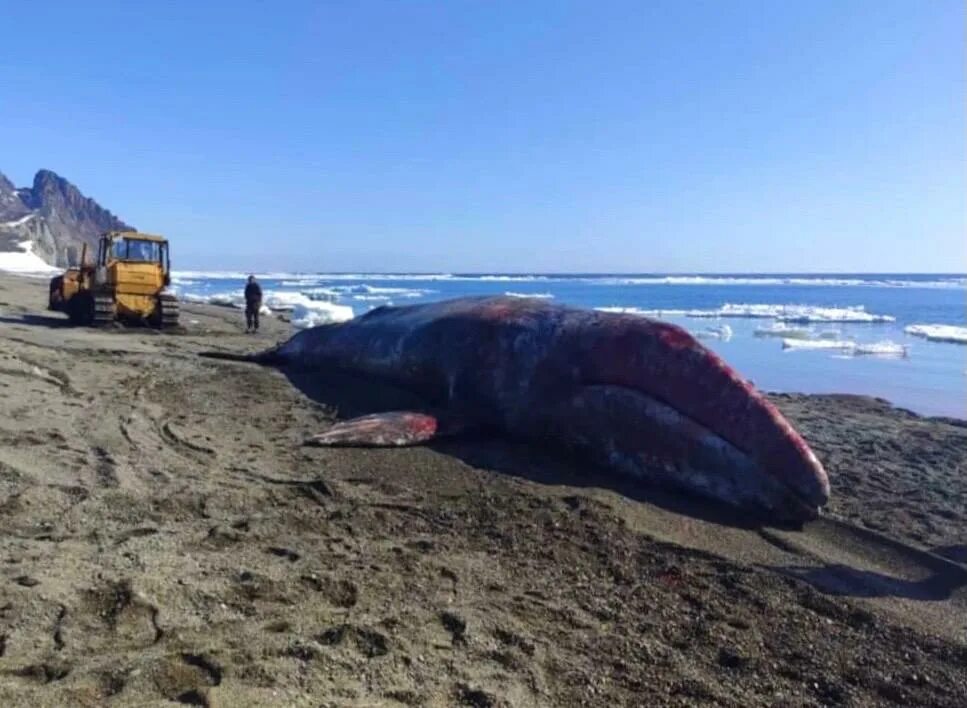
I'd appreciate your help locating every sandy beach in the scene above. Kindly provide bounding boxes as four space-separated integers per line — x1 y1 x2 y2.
0 272 964 707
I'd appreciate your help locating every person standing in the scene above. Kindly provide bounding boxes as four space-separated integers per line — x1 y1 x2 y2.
244 274 263 333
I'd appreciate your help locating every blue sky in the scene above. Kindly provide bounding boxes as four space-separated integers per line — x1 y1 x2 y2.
2 1 963 272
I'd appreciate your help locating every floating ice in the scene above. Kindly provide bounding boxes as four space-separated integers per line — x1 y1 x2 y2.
754 323 812 339
299 287 340 302
290 300 354 329
694 324 733 341
596 303 894 323
595 306 688 317
263 291 315 312
905 324 967 345
852 341 909 357
782 338 907 357
781 339 852 351
333 284 432 298
594 275 966 290
711 304 894 323
504 291 555 299
280 277 325 287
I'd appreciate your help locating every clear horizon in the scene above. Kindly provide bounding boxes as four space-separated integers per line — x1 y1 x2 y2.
169 269 965 276
3 1 964 273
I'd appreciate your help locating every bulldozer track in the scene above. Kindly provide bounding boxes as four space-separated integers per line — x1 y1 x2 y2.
92 294 115 327
158 293 180 329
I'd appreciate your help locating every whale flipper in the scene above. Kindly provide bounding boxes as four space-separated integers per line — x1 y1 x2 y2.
304 411 466 447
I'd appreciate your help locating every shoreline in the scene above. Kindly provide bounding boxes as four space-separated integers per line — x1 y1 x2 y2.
0 271 964 705
170 270 967 421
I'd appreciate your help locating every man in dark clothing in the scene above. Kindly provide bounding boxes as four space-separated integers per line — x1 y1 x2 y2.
244 275 263 333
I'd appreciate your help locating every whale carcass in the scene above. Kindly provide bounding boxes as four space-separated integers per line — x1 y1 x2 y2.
202 296 830 522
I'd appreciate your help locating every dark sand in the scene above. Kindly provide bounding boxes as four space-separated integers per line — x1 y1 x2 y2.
0 273 964 707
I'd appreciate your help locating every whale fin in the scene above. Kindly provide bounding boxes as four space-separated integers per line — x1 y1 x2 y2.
199 347 284 365
304 411 465 447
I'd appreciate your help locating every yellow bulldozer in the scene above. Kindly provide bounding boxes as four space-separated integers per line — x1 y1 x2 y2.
48 230 179 328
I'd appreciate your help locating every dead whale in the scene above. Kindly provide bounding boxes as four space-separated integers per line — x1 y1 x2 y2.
202 296 830 521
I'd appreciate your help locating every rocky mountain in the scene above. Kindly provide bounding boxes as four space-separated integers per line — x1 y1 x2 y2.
0 169 133 267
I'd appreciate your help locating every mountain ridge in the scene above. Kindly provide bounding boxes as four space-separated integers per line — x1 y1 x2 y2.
0 168 133 267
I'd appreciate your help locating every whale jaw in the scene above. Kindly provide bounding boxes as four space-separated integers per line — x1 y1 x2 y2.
531 384 824 523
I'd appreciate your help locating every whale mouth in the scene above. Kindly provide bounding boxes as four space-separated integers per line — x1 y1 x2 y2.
555 385 823 522
569 311 830 519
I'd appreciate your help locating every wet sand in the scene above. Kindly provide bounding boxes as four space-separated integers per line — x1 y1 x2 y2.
0 272 964 706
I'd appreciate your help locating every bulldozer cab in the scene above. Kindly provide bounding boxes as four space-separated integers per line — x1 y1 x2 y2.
96 231 172 285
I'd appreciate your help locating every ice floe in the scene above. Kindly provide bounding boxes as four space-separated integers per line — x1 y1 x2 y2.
312 284 434 300
596 303 894 323
904 324 967 345
706 304 895 323
694 324 733 341
504 291 555 299
782 338 908 357
593 275 966 290
754 323 812 339
290 299 354 329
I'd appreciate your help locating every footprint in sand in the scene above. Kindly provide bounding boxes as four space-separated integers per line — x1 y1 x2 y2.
316 624 390 658
145 652 222 707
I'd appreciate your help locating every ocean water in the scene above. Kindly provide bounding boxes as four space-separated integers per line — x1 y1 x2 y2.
173 272 967 419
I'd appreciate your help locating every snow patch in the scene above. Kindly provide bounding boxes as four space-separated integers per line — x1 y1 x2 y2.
0 239 60 275
0 214 36 228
